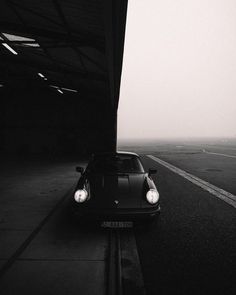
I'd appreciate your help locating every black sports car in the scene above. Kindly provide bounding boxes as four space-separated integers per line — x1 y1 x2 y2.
71 151 160 224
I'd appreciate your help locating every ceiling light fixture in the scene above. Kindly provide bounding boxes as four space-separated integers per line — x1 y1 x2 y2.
50 85 77 94
38 73 45 78
57 89 63 94
2 43 18 55
61 87 78 93
2 33 35 42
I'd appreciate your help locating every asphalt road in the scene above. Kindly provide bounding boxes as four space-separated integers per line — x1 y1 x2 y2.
135 151 236 295
0 141 235 295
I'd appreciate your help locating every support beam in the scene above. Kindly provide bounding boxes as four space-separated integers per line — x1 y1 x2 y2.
52 0 106 74
0 21 105 52
102 0 128 111
0 56 107 81
102 0 128 151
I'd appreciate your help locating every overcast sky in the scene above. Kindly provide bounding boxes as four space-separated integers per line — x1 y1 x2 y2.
117 0 236 139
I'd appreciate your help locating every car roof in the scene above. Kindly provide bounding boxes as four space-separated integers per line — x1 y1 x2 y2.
117 150 139 156
93 151 139 157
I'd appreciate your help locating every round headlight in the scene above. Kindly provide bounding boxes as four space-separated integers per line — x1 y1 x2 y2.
146 189 159 204
74 189 88 203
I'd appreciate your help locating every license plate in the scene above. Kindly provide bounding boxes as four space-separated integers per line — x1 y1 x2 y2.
101 221 133 228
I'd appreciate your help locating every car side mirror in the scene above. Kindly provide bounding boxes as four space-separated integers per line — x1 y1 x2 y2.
76 166 84 174
148 168 157 176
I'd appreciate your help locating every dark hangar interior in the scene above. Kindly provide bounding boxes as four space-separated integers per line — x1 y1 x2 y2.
0 0 128 156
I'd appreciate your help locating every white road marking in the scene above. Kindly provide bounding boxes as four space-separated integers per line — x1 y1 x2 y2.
202 149 236 159
147 155 236 209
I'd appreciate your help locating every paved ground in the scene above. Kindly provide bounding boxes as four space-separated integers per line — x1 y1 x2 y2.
135 155 236 295
122 140 236 295
0 157 109 295
0 140 235 295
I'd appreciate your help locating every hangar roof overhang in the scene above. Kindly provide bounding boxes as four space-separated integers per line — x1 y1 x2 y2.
0 0 128 110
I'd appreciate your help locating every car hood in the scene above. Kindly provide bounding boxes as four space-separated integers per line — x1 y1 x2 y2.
87 173 146 209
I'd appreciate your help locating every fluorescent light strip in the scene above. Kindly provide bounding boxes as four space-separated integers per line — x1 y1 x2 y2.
2 43 18 55
0 84 4 87
57 89 63 94
38 72 45 78
61 87 78 93
50 85 77 94
2 33 35 42
24 43 40 48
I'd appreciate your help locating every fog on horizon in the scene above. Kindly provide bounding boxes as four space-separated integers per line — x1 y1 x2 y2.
117 0 236 141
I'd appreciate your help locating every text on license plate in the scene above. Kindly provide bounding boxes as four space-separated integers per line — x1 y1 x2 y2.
101 221 133 228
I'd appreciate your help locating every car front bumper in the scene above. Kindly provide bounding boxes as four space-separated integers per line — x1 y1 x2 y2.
70 204 161 221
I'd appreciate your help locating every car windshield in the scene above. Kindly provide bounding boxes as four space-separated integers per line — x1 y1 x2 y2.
88 154 145 174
